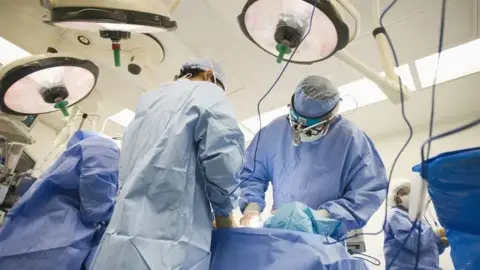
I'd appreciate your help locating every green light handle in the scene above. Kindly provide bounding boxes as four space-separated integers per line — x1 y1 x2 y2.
54 100 69 117
275 44 292 64
114 49 121 67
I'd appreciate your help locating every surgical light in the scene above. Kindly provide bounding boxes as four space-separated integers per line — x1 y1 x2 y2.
238 0 411 104
0 54 99 117
40 0 177 33
238 0 350 64
40 0 177 67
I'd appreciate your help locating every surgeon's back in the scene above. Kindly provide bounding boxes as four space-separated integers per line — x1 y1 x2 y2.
90 79 244 270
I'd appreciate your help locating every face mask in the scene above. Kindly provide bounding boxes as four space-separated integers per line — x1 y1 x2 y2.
296 124 330 144
288 96 339 146
400 195 410 209
289 116 331 146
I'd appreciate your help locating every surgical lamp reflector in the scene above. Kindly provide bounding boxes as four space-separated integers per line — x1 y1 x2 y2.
0 54 99 117
238 0 349 64
42 3 177 33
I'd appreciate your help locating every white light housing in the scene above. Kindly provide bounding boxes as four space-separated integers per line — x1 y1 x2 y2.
238 0 350 63
41 0 177 33
0 54 99 116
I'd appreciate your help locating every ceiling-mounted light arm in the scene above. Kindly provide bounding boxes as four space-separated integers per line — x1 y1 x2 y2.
168 0 182 14
372 0 398 83
333 0 361 42
333 0 409 104
41 0 177 33
335 50 408 103
39 0 53 9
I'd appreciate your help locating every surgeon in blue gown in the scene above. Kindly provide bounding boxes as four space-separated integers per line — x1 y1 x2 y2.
240 76 388 234
0 130 120 270
384 181 448 269
90 59 245 270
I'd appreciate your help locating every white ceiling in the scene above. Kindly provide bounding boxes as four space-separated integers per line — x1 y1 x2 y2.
0 0 478 138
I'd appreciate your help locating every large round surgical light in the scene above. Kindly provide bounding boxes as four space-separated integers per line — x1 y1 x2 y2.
238 0 350 64
0 54 99 117
41 0 177 33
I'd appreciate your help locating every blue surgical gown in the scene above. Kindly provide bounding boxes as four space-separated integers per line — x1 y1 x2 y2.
240 116 388 232
0 131 120 270
384 207 445 269
90 80 245 270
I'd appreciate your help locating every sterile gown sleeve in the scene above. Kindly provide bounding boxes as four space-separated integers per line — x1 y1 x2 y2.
195 98 245 217
238 128 270 213
319 135 388 230
78 140 120 225
389 213 441 253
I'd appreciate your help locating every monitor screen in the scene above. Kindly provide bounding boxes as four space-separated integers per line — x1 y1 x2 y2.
14 151 36 174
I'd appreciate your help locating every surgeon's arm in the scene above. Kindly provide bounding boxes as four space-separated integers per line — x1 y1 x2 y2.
79 140 120 225
389 214 439 252
238 130 270 213
195 100 245 218
319 136 388 230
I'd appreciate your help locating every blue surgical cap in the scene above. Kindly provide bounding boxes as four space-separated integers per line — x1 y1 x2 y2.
183 58 226 88
293 76 340 118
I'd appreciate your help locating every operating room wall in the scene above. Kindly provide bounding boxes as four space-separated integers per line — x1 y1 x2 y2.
24 120 57 169
363 117 480 270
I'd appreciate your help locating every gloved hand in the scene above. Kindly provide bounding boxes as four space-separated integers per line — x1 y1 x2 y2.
312 209 330 219
214 215 236 229
240 203 262 227
435 228 446 238
440 237 449 247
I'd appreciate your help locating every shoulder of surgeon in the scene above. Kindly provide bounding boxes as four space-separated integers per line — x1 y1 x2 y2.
140 79 229 111
387 206 408 222
264 115 290 131
69 138 120 164
78 135 120 151
332 116 374 142
189 80 231 109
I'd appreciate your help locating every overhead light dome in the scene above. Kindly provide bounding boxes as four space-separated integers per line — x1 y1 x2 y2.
41 0 177 33
238 0 350 64
0 54 99 117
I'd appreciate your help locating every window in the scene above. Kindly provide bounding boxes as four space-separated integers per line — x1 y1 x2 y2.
109 109 135 127
0 37 31 65
241 106 289 133
415 38 480 88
